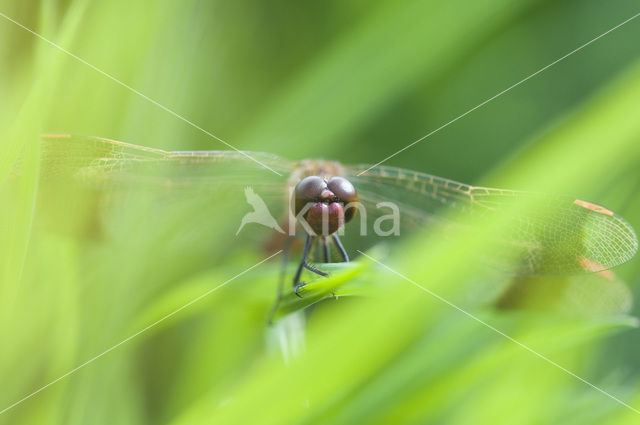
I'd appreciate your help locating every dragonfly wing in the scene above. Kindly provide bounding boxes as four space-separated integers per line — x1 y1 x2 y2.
345 164 638 276
39 134 292 195
35 135 293 240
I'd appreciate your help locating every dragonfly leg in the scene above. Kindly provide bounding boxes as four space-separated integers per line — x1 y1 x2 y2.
293 234 315 298
322 237 331 263
304 262 328 277
293 234 332 298
332 234 349 262
294 282 307 297
321 236 339 299
293 234 312 286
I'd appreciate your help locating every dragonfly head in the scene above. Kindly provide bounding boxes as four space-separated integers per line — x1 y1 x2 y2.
294 175 358 235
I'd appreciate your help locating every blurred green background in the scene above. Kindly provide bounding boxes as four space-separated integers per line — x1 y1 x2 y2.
2 0 640 424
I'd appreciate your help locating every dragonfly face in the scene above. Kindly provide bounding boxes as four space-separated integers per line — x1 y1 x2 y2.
294 175 358 236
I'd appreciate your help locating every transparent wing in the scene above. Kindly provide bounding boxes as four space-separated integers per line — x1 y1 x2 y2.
346 165 638 276
36 135 294 241
39 134 292 195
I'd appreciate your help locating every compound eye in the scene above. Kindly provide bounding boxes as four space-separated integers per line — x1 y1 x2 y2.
294 176 326 215
327 177 358 222
327 177 357 203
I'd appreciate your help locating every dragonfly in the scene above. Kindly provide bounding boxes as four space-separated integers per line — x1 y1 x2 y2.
35 134 638 298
